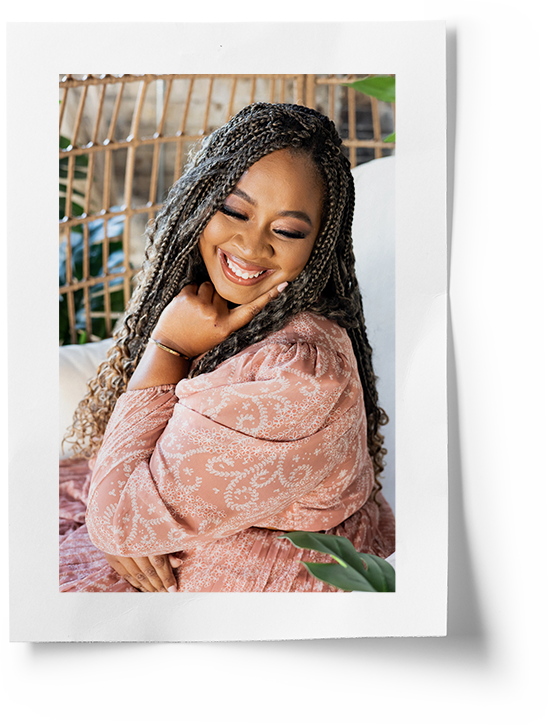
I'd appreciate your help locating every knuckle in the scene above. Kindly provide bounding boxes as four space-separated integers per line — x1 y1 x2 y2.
144 566 157 578
135 572 146 582
151 555 165 567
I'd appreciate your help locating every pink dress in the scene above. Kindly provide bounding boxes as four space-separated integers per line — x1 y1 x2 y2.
59 312 395 592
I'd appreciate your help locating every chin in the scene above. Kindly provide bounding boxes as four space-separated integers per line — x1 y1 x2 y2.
221 286 263 306
211 271 275 306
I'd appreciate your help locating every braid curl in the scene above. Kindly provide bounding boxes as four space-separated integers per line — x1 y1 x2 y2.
64 103 388 499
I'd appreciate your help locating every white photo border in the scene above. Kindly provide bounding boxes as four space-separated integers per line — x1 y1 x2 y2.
8 21 447 641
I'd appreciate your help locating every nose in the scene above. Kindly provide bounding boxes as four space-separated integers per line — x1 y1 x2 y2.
233 225 274 261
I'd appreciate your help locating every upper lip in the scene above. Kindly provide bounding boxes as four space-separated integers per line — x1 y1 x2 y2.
220 249 273 273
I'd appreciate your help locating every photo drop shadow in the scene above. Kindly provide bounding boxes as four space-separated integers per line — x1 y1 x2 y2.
27 29 490 662
443 25 488 656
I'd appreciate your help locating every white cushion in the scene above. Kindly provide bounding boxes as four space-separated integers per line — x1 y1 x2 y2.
351 156 396 513
59 338 114 458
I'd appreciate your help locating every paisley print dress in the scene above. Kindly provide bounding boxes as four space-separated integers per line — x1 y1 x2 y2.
59 312 395 592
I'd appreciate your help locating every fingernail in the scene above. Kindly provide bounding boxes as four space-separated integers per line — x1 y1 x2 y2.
168 586 177 593
277 282 288 292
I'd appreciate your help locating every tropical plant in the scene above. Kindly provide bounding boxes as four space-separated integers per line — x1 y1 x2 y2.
341 75 396 142
280 531 395 592
59 215 126 345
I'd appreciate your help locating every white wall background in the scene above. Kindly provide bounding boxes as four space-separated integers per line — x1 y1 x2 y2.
2 3 547 725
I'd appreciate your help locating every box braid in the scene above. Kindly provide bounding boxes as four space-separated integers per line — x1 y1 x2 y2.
66 102 388 499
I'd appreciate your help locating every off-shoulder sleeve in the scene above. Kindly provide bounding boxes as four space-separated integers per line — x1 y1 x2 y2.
86 339 371 556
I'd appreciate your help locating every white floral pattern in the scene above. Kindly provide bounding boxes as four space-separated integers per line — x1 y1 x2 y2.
86 312 377 560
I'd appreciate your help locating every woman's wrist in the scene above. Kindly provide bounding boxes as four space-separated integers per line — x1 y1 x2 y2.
127 340 191 391
149 338 191 360
149 327 195 360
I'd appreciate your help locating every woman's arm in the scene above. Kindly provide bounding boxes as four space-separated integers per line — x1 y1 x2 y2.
88 280 287 588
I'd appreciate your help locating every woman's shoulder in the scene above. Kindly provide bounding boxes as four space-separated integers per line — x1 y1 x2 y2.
176 312 356 399
175 311 362 432
218 311 358 389
262 311 353 358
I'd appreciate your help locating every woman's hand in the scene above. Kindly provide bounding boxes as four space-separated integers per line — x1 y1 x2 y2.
103 552 183 593
151 280 288 359
127 279 287 391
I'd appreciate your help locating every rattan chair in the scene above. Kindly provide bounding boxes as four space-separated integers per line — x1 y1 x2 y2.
59 74 395 345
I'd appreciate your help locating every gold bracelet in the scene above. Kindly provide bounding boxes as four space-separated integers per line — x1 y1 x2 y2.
149 338 190 360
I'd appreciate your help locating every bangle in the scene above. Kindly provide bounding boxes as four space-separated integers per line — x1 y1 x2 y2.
149 338 190 360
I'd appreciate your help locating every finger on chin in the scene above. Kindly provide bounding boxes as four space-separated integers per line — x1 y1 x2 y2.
235 280 288 319
258 280 288 305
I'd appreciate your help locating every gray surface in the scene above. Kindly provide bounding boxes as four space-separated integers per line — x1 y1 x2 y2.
2 0 547 725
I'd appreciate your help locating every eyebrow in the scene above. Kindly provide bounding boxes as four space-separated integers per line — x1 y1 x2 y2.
229 187 313 226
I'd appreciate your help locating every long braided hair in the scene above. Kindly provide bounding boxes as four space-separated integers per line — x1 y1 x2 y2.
65 102 388 496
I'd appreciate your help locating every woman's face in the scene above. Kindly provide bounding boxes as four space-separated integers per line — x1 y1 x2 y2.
199 148 324 305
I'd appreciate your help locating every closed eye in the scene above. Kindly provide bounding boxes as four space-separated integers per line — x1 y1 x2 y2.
273 228 306 239
221 205 306 239
221 205 248 221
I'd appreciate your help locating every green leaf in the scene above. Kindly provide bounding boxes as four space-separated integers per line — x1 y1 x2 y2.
59 154 88 169
301 562 377 592
88 214 125 243
358 553 395 592
279 531 366 575
60 185 86 198
280 531 395 592
342 75 395 103
383 132 396 143
59 167 87 180
59 294 69 344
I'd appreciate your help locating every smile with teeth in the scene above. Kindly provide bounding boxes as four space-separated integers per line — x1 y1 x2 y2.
219 249 273 284
226 256 265 279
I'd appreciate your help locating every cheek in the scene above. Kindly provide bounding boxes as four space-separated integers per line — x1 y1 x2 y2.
200 216 225 251
284 240 316 277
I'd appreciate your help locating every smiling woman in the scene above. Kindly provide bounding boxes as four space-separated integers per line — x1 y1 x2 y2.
60 103 395 593
199 150 323 303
